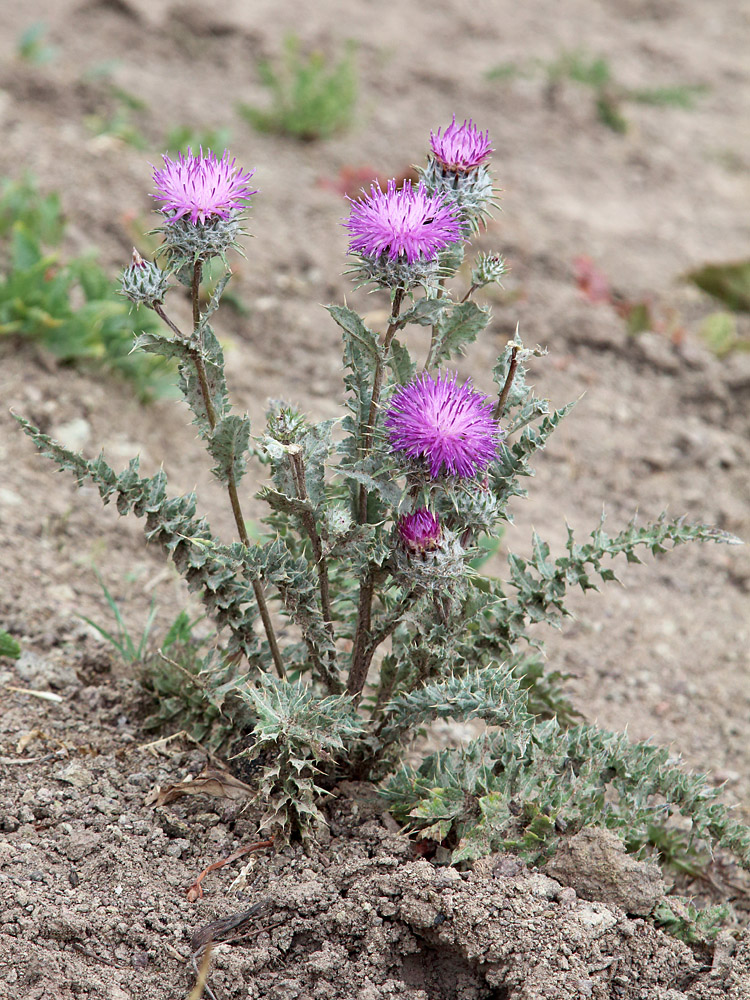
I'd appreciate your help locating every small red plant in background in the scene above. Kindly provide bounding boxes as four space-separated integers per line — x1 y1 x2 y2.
318 164 418 198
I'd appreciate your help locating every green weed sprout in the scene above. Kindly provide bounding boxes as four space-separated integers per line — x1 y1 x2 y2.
0 176 173 399
16 22 57 65
15 128 747 905
164 125 233 157
0 629 21 660
488 49 708 134
238 34 357 141
78 570 159 665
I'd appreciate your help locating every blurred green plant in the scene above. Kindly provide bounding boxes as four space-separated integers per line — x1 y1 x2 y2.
238 34 357 141
82 65 149 149
164 125 233 157
685 259 750 357
0 629 21 659
84 90 149 149
686 259 750 314
545 50 707 133
16 22 57 65
487 48 707 134
0 175 174 398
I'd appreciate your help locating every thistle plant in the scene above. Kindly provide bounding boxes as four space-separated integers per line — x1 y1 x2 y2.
15 127 748 888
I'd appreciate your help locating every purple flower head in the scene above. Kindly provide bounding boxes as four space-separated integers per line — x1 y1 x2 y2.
344 179 461 264
152 148 257 225
430 116 493 172
398 508 442 554
385 372 502 478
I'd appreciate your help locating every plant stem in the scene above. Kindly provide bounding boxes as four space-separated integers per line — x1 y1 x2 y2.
288 449 339 692
423 276 446 371
461 282 479 303
348 565 375 698
353 585 420 703
347 565 397 699
494 345 519 420
191 260 203 331
357 285 405 525
182 262 286 680
349 286 405 699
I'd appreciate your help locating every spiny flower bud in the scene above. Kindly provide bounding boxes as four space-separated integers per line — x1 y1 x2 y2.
394 516 467 596
397 508 442 554
418 116 496 234
325 505 354 539
471 252 507 289
120 248 169 307
266 400 307 445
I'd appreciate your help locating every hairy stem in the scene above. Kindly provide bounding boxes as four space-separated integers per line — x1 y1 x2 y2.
354 586 421 705
424 277 446 371
348 565 375 699
494 345 519 420
288 449 339 692
170 263 286 680
348 566 398 700
350 286 405 699
357 285 405 524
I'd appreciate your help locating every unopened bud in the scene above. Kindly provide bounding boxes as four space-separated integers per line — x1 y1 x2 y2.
120 249 169 307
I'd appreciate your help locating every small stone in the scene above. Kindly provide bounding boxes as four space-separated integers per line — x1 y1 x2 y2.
126 772 152 788
14 650 78 691
0 488 22 507
165 839 190 857
54 762 93 789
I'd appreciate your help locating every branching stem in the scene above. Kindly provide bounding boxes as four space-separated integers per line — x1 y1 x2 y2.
423 276 446 371
350 286 406 699
156 267 285 680
288 449 339 692
494 345 519 420
357 285 405 524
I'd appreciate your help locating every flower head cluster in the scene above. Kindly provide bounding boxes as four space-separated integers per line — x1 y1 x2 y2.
397 508 442 554
385 373 502 479
152 148 257 225
345 179 460 263
430 116 493 173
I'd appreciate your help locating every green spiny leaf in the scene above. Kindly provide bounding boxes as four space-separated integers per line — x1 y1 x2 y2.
327 304 381 362
208 414 251 485
432 300 489 365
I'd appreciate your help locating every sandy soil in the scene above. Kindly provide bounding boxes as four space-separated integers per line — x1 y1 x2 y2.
1 1 750 997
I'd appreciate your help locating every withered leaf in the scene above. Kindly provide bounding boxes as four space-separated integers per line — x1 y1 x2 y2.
147 766 254 807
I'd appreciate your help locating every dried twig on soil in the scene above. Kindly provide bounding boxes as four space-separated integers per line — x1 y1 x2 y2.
186 838 274 902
